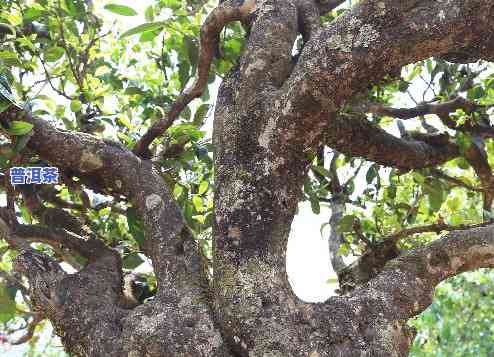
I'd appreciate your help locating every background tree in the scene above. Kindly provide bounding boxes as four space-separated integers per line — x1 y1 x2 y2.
1 0 494 356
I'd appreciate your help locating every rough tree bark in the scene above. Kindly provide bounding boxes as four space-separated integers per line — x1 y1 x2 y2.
2 0 494 356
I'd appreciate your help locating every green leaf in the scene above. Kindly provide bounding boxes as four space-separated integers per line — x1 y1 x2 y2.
23 5 46 21
0 50 17 60
337 215 356 233
406 63 422 81
139 28 162 42
7 121 33 135
104 3 138 16
386 184 397 200
0 282 16 323
63 0 79 17
310 195 320 214
126 207 145 246
124 86 145 96
122 252 144 269
0 50 18 65
120 22 167 39
144 5 154 21
0 11 22 26
169 124 204 141
13 132 32 152
161 0 182 10
395 203 411 211
173 184 184 199
456 157 470 170
366 164 379 184
398 80 409 92
198 181 209 195
447 196 461 211
193 214 205 224
337 243 350 257
426 59 433 74
183 202 194 226
412 171 426 184
193 104 210 126
0 100 10 113
346 180 355 195
70 99 82 112
19 205 32 224
423 181 444 213
467 86 485 100
455 132 473 155
116 132 133 147
311 165 331 179
44 46 65 62
117 116 133 130
192 195 203 212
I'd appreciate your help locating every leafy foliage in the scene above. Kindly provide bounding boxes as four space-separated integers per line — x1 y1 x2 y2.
0 0 493 355
303 44 494 356
0 0 235 353
410 270 494 357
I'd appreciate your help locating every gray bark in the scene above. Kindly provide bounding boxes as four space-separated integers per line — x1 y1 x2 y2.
2 0 494 356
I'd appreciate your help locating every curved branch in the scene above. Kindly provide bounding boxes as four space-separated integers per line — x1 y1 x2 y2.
386 221 494 245
133 0 257 157
11 247 129 355
314 223 494 356
11 224 114 263
367 96 494 215
238 0 298 90
339 220 494 294
361 97 494 140
363 223 494 321
0 104 210 293
271 0 494 167
18 185 89 237
0 107 225 354
362 97 481 120
323 113 459 169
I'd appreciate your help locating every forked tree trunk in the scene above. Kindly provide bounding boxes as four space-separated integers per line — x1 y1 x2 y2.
3 0 494 356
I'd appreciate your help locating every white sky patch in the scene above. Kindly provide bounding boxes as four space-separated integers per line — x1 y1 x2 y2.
287 202 339 301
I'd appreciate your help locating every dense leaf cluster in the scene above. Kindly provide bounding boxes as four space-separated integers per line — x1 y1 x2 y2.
0 0 493 355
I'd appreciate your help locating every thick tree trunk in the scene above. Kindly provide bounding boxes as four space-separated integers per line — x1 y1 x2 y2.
3 0 494 356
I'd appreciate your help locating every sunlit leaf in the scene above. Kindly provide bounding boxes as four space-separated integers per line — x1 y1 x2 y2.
104 3 138 16
120 22 167 39
7 121 33 135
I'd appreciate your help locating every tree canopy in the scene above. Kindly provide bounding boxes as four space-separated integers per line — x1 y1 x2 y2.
1 0 494 356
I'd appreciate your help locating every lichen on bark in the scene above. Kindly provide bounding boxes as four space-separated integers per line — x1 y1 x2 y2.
2 0 494 356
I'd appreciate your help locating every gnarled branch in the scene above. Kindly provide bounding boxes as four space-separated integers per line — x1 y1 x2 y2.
323 113 459 169
338 220 494 294
133 0 257 157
